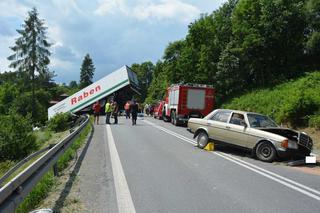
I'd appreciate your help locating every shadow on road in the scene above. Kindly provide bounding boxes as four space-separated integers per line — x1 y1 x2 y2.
53 123 94 212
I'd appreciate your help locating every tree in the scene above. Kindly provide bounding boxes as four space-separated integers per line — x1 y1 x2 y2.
69 80 78 88
131 61 154 102
7 7 52 122
80 54 95 88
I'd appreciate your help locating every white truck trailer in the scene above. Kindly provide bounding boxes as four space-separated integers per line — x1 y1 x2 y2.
48 65 139 119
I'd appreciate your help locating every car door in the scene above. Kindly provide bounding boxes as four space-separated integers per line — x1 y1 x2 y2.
207 110 232 142
224 112 249 147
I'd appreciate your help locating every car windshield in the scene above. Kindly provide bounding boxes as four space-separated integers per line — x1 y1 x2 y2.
247 113 278 128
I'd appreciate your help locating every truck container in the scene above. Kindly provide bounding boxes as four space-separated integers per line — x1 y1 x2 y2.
163 84 215 125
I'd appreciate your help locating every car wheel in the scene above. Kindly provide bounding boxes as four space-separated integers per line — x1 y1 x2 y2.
256 142 276 162
197 132 209 149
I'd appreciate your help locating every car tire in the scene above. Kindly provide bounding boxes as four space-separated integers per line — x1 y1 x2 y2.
197 131 209 149
255 142 277 162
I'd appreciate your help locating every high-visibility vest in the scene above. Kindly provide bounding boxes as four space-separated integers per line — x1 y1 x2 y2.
105 103 112 113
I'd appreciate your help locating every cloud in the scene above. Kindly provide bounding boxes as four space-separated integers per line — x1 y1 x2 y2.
0 0 29 18
94 0 200 23
132 0 200 23
94 0 127 16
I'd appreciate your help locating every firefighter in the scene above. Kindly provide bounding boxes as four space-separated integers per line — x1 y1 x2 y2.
105 100 112 124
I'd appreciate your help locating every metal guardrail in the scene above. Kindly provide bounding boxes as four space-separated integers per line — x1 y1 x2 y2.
0 115 90 213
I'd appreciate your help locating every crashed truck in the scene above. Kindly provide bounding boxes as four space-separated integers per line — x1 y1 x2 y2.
48 65 140 119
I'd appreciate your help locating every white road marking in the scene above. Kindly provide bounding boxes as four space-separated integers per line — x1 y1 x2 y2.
106 125 136 213
143 119 320 201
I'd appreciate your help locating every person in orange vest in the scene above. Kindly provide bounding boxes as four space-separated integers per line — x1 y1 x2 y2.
92 101 101 124
124 101 131 119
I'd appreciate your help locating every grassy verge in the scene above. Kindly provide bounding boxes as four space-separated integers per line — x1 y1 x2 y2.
0 130 69 186
14 119 92 213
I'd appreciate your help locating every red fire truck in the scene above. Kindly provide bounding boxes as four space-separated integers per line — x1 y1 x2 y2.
162 84 215 125
153 100 165 119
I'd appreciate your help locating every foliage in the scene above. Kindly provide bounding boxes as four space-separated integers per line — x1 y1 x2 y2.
57 121 91 171
48 112 72 132
7 7 53 122
0 110 38 161
223 72 320 127
309 114 320 129
145 0 320 106
80 54 95 88
15 171 55 213
69 80 78 88
131 61 154 102
15 119 92 213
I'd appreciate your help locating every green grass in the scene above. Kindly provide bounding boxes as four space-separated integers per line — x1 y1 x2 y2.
222 71 320 127
15 119 92 213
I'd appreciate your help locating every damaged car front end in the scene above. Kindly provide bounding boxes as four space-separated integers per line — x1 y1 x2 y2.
258 127 313 158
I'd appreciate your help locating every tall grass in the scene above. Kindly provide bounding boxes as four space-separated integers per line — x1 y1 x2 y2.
223 71 320 127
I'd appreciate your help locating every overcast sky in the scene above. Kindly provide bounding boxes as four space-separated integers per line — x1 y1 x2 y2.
0 0 226 84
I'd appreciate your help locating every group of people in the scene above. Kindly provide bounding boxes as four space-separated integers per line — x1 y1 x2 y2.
92 99 139 126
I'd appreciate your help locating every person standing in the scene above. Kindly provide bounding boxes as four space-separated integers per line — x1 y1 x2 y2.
130 100 139 125
105 100 112 124
112 101 119 124
124 101 131 119
93 101 101 124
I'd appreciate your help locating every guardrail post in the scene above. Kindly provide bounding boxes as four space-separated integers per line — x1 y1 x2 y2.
53 163 58 176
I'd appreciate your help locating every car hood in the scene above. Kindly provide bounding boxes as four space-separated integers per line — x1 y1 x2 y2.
257 127 299 141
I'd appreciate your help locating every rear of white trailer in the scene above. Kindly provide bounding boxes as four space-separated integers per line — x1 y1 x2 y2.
48 65 139 119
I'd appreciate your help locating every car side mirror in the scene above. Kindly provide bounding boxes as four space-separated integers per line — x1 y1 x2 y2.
241 121 247 128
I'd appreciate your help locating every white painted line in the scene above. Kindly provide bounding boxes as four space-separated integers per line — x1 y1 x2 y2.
214 152 320 201
217 152 320 196
143 119 320 201
106 125 136 213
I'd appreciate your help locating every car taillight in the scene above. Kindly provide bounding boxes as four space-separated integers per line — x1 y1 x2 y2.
281 139 288 148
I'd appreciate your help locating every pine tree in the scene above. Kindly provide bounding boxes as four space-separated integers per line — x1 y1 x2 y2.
7 7 52 121
80 54 95 88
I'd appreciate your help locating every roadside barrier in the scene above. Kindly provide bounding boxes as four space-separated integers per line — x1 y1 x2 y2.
0 115 90 213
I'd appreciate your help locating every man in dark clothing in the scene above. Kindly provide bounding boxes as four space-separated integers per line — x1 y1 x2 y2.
112 101 119 124
130 100 139 125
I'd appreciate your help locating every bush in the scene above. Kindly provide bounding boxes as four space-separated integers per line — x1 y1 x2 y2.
309 114 320 129
0 110 38 161
48 112 72 132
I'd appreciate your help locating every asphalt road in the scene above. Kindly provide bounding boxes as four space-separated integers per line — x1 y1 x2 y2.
77 116 320 213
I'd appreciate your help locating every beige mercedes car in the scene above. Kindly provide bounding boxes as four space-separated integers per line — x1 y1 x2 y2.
188 109 313 162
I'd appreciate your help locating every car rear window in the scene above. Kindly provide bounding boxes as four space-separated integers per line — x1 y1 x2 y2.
210 111 231 123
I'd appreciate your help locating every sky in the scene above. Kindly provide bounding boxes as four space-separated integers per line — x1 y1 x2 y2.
0 0 227 84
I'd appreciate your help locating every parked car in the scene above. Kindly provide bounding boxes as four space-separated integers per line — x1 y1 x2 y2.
188 109 313 162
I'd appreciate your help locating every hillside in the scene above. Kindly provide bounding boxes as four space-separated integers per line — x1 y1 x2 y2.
222 71 320 151
223 71 320 127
